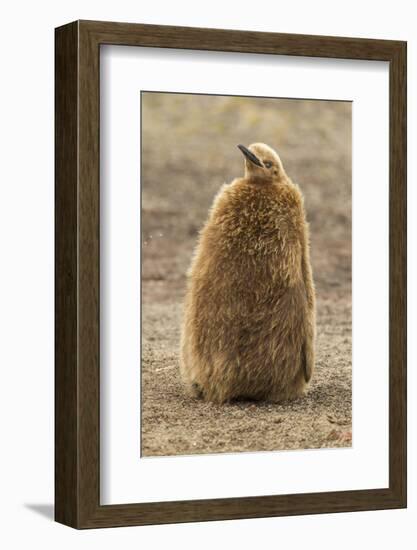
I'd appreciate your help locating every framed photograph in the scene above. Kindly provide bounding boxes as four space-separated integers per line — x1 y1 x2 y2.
55 20 406 528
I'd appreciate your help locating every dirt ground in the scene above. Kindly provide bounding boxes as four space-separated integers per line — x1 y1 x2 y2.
141 93 352 456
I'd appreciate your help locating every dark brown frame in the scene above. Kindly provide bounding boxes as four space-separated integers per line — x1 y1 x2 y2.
55 20 407 529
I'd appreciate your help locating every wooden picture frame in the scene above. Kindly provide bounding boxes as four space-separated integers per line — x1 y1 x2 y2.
55 20 407 529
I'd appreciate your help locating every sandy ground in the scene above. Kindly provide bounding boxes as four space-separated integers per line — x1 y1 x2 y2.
141 93 352 456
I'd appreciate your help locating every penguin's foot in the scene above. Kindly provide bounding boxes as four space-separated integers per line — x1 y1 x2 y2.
190 382 204 399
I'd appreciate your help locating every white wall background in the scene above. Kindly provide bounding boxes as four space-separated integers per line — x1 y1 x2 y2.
0 0 415 547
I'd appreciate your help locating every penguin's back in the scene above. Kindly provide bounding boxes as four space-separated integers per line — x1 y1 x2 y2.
201 178 305 284
181 177 309 402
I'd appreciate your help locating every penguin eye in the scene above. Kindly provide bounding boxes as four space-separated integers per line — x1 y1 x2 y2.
264 161 272 169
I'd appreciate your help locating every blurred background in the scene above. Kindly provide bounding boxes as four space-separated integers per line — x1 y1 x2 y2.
141 92 352 456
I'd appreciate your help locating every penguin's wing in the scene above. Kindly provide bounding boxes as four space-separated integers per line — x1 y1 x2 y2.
302 341 313 383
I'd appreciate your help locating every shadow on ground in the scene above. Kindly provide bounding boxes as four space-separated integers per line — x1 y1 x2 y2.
24 504 54 521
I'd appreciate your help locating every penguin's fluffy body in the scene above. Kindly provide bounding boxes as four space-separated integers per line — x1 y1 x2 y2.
180 143 316 403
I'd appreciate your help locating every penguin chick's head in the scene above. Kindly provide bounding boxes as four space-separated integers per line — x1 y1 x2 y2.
237 143 284 183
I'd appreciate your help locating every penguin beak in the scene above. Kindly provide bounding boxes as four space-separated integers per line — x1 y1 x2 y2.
237 144 263 167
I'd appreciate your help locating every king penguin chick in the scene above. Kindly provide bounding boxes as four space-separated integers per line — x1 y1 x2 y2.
180 143 316 404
